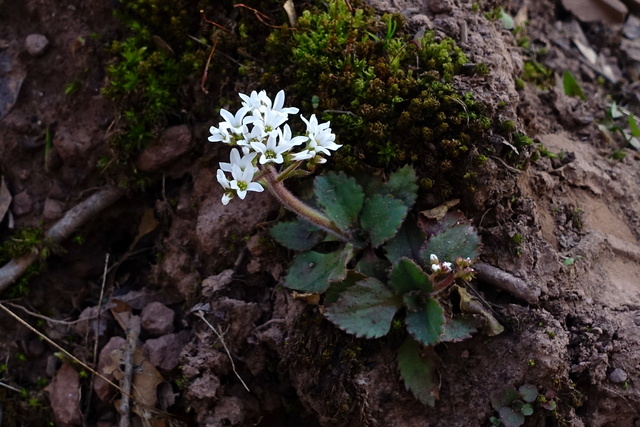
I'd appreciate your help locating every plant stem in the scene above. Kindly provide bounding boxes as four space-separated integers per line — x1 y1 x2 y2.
263 165 349 241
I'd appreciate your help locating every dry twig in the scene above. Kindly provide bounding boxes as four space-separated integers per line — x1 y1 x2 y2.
474 263 540 304
0 186 124 294
194 310 250 392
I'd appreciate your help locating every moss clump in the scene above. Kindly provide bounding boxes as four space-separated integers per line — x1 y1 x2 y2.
101 0 207 188
262 0 495 203
522 60 553 88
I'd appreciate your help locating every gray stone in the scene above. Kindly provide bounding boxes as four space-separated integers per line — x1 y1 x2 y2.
12 191 32 216
141 301 175 335
25 34 50 57
43 198 63 221
143 333 184 371
608 368 628 383
136 125 192 172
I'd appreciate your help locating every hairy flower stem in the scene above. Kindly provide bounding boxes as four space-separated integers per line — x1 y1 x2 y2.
264 165 349 242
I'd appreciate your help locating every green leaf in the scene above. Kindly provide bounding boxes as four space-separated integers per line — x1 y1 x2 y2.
383 215 425 264
284 245 354 292
324 270 366 305
324 277 400 338
405 297 445 346
379 165 418 209
355 248 390 282
440 315 480 342
419 209 465 237
500 9 515 30
498 406 525 427
491 386 520 410
315 172 365 231
389 258 433 295
521 403 534 416
518 384 538 403
270 220 324 251
397 338 439 407
628 115 640 137
562 70 585 101
420 223 480 265
360 194 408 247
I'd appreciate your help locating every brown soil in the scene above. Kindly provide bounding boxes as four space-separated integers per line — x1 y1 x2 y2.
2 0 640 426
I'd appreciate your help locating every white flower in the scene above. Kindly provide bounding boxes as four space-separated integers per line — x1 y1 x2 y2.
442 262 452 272
216 169 234 205
239 90 270 112
431 264 442 273
219 106 251 134
290 149 315 161
230 164 263 199
280 124 307 147
208 123 233 144
271 90 299 116
238 121 266 148
219 148 257 173
251 133 290 165
430 254 439 263
301 114 341 157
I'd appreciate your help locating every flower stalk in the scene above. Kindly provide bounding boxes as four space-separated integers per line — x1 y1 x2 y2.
263 165 349 242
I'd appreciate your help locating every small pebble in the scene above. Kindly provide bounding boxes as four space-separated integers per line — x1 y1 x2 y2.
608 368 628 384
25 34 50 57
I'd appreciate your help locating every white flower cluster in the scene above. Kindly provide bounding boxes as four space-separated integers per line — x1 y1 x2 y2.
429 254 452 273
209 90 341 205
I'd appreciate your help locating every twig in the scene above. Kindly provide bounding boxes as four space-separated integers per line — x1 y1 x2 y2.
194 310 250 392
2 301 103 325
0 380 21 393
200 38 218 95
86 253 110 420
118 315 141 427
0 186 125 294
0 302 127 396
489 155 524 175
473 263 540 304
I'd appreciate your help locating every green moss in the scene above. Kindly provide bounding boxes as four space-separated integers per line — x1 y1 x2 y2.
261 0 497 203
101 0 207 188
522 60 553 88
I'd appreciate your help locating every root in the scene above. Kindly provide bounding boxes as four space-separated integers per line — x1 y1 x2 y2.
473 262 540 304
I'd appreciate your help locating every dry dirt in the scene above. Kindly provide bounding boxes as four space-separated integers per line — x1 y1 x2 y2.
1 0 640 426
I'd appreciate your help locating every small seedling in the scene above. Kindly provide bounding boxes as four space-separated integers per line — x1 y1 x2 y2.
562 70 585 100
490 384 557 427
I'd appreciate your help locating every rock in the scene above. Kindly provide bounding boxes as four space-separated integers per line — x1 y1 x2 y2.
135 125 192 172
43 197 64 221
143 333 185 371
561 0 627 25
141 301 175 335
12 191 32 216
608 368 628 383
25 34 49 56
45 363 82 427
428 0 453 14
94 336 126 401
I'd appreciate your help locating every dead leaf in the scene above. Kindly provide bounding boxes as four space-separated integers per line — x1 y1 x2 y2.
107 347 166 409
513 5 528 28
457 286 504 336
420 199 460 221
110 299 138 331
292 291 320 305
283 0 297 26
0 176 11 223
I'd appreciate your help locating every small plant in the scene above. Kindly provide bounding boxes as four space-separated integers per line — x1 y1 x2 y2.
562 70 585 100
599 102 640 151
209 90 500 406
490 384 557 427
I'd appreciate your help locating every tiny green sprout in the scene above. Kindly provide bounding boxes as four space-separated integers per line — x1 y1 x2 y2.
527 359 536 367
623 380 631 390
64 81 81 96
20 388 29 399
16 352 27 363
515 78 525 90
28 397 41 408
547 331 556 339
562 70 585 100
610 149 626 161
